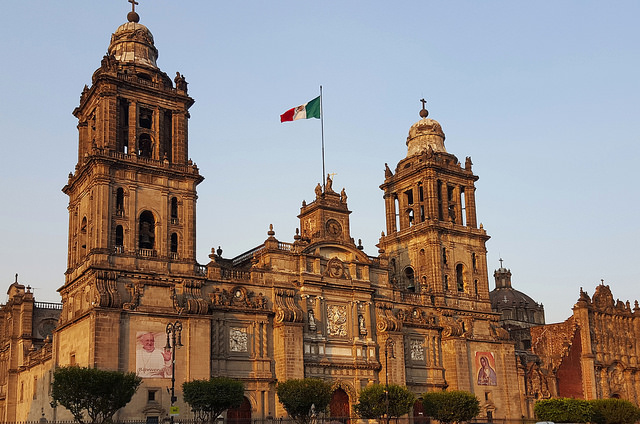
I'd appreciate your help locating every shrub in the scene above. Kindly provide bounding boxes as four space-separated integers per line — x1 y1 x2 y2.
590 398 640 424
534 398 593 423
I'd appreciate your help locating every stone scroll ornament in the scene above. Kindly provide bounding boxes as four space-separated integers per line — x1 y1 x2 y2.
94 270 121 308
274 289 303 324
375 302 401 333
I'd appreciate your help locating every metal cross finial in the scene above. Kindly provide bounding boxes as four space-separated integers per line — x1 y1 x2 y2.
129 0 139 12
329 172 337 180
419 98 429 118
499 258 503 268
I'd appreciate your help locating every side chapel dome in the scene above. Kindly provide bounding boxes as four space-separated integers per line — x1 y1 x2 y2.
108 12 158 69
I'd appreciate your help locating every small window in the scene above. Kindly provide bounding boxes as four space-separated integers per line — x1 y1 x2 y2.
170 197 178 223
443 275 449 291
442 248 447 265
139 211 155 249
115 226 124 249
170 233 178 253
148 390 156 402
456 264 465 292
116 188 124 215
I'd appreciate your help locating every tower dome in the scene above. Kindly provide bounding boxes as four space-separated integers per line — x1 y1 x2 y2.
406 99 446 156
108 13 158 69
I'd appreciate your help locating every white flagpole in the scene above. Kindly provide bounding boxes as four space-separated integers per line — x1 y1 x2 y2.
320 85 326 191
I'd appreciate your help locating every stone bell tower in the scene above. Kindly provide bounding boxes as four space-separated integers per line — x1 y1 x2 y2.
378 100 491 311
58 5 204 367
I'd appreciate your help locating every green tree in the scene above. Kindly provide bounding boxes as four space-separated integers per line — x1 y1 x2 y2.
590 399 640 424
50 366 142 424
182 377 245 424
534 398 593 423
354 384 416 421
422 390 480 424
276 378 333 424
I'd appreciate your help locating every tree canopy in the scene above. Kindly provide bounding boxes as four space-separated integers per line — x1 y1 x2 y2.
276 378 333 424
182 377 245 424
534 398 593 423
354 384 415 420
591 399 640 424
50 366 142 424
422 390 480 424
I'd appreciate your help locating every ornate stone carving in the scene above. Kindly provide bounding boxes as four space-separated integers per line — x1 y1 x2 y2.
229 327 248 353
396 307 438 328
410 340 425 361
123 282 143 310
327 305 348 337
375 302 401 333
209 286 268 312
325 257 349 279
94 271 121 308
274 289 303 324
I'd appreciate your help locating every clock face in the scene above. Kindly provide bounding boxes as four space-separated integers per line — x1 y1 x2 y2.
326 219 342 238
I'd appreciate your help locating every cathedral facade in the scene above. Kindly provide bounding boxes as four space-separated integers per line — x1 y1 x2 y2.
6 5 635 424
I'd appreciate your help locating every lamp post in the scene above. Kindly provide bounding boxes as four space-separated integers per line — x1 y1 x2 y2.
165 321 183 424
384 338 395 424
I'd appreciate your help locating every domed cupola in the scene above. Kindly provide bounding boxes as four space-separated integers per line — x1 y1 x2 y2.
406 99 446 157
108 7 158 69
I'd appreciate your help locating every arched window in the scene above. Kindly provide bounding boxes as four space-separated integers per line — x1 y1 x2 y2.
170 197 178 224
404 267 415 292
80 217 87 250
139 211 155 249
456 264 465 292
170 233 178 253
115 225 124 250
116 188 124 216
138 134 152 158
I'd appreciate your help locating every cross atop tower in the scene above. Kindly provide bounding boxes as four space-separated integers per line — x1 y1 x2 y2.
419 98 429 118
129 0 139 12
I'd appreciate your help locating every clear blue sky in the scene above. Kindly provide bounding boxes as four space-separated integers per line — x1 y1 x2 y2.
0 1 638 323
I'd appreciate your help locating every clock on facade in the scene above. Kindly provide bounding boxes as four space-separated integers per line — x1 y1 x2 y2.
326 219 342 238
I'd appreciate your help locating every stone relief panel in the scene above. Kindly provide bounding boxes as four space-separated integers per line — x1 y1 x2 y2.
327 304 348 337
229 327 248 353
410 339 425 361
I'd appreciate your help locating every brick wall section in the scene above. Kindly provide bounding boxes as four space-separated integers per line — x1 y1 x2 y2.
557 329 584 398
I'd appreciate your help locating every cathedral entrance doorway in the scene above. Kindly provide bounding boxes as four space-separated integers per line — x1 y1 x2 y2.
413 399 429 424
329 388 350 423
227 396 252 424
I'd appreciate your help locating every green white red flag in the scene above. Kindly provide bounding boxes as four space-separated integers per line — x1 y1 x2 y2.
280 96 321 122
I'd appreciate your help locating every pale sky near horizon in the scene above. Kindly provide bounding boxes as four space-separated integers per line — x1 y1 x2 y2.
0 1 638 324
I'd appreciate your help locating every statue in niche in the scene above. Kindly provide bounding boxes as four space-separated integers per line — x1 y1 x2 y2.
358 314 367 336
308 309 317 331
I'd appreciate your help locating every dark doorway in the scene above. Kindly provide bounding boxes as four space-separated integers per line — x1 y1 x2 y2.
413 399 429 424
330 388 350 423
227 397 251 424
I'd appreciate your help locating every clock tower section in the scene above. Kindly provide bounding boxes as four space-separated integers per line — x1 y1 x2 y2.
61 9 203 308
379 102 491 312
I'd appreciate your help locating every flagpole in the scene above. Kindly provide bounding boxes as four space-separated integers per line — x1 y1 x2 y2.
320 85 325 191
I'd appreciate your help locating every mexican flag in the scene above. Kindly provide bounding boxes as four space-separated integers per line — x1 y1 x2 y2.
280 96 321 122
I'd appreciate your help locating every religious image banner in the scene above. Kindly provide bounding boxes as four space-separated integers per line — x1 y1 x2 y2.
475 351 497 386
136 331 172 378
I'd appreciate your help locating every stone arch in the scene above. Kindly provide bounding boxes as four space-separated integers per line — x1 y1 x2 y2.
330 380 356 400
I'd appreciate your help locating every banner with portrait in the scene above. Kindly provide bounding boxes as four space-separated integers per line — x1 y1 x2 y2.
136 331 172 378
475 351 497 386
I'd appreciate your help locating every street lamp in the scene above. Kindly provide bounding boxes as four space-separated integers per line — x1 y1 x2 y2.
384 338 395 424
165 321 183 423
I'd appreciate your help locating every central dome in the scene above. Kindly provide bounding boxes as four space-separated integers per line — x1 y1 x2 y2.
406 117 446 156
108 19 158 68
